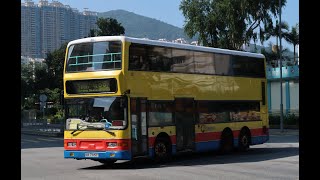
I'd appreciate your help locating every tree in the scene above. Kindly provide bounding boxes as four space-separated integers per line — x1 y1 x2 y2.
87 29 97 37
34 64 49 92
21 63 35 97
283 23 299 64
96 17 125 36
179 0 286 50
261 42 290 67
21 62 47 109
264 20 289 47
44 42 68 89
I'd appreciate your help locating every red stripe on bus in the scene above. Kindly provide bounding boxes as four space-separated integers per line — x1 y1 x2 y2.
196 128 267 143
233 130 241 138
149 137 156 148
250 128 265 136
64 139 131 151
195 132 221 142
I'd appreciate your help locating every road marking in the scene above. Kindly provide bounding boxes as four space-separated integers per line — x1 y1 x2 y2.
22 139 39 143
36 137 59 142
270 134 299 137
49 137 64 140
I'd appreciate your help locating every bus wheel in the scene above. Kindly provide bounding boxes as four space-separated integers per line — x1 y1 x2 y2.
238 130 250 152
98 159 117 165
154 138 171 162
220 130 234 154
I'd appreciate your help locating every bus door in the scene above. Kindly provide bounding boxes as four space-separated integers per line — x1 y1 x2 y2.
175 98 195 151
131 98 148 156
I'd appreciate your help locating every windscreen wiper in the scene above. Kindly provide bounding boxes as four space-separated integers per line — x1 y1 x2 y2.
71 129 84 135
71 123 87 135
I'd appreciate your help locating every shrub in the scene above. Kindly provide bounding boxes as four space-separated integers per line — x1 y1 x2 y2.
269 113 299 126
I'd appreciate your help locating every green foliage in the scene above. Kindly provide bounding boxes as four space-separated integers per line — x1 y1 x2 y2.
269 113 299 126
23 96 37 110
21 42 67 118
32 88 64 122
39 88 61 103
283 23 299 64
34 64 49 91
179 0 287 50
264 21 289 46
88 29 97 37
261 42 291 66
44 42 68 90
96 17 125 36
21 62 47 109
284 113 299 125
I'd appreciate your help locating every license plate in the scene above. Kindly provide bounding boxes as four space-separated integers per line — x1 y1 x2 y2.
85 153 99 157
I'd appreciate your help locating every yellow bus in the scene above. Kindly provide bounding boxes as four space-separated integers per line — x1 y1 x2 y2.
63 36 269 164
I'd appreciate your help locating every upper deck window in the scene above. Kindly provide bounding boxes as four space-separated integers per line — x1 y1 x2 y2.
66 41 122 72
128 43 265 78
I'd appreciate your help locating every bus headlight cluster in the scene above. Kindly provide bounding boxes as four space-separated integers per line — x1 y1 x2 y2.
67 142 77 147
107 142 117 147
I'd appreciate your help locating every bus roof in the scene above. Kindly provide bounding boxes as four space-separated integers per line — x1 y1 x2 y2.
68 36 265 59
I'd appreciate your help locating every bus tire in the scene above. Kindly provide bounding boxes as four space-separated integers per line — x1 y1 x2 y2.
154 138 171 163
219 129 234 154
238 129 251 152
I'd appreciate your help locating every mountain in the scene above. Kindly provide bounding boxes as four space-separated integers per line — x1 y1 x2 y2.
98 10 196 42
97 10 296 59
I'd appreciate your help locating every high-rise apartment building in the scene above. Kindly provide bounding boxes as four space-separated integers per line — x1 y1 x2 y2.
21 0 98 58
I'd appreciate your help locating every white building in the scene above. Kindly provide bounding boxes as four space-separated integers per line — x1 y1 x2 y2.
21 0 98 58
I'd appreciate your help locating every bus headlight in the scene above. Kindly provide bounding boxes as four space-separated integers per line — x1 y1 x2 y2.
107 142 117 147
67 142 77 147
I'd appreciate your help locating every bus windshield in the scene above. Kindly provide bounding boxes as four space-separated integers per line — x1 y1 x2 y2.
66 41 122 72
65 96 127 129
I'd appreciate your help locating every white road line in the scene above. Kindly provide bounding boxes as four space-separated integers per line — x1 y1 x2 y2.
36 138 59 142
21 139 38 143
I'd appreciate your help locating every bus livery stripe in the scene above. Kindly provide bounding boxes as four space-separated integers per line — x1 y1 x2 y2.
64 139 131 151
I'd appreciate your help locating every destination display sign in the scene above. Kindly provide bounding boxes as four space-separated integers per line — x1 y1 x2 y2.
66 78 117 94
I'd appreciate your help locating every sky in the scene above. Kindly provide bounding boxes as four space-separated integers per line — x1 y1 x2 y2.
24 0 299 51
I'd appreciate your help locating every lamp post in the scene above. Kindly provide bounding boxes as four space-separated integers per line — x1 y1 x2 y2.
279 0 284 133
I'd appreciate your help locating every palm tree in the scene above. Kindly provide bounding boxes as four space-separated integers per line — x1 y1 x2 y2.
265 20 289 47
283 23 299 65
261 42 291 68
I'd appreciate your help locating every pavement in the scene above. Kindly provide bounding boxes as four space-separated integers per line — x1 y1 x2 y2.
21 128 299 137
21 128 63 137
269 128 299 136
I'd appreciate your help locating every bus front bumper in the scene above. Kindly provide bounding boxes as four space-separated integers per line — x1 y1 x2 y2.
64 150 131 160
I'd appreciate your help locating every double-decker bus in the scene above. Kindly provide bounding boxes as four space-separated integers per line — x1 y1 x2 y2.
63 36 269 164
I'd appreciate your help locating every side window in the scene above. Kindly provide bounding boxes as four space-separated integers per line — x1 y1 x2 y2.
196 101 261 124
214 54 232 76
148 101 174 126
194 51 215 74
171 48 194 73
232 56 265 78
197 101 230 124
229 102 261 121
148 46 171 72
129 44 147 71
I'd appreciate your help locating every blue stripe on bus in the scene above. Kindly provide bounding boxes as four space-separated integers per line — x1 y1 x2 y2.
195 140 220 152
147 135 269 157
251 135 269 145
64 150 131 160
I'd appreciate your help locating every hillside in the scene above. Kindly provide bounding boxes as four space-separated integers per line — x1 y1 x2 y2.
97 10 296 58
98 10 195 42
